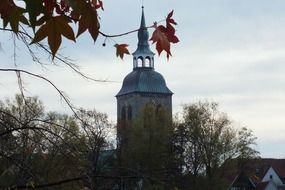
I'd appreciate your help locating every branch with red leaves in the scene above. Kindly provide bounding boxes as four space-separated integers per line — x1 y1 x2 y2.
0 0 179 60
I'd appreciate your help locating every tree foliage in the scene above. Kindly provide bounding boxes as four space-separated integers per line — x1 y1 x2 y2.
173 101 259 190
0 94 115 189
0 95 260 189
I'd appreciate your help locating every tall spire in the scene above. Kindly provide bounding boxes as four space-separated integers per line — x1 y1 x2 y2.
138 6 148 45
133 7 155 69
140 6 146 28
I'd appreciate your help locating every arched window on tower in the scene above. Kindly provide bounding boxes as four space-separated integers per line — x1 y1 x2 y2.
156 104 162 113
121 106 126 121
127 105 132 120
137 56 143 67
145 56 151 67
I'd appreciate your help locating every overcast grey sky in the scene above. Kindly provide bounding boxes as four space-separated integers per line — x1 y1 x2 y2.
1 0 285 158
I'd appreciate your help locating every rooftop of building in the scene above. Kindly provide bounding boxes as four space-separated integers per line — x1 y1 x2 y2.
116 67 173 97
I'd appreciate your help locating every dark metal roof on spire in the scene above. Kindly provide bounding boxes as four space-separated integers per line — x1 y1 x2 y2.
132 7 154 56
140 6 146 29
116 7 172 97
116 68 173 96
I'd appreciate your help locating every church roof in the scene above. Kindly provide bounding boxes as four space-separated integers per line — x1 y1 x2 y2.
116 67 173 97
116 7 172 97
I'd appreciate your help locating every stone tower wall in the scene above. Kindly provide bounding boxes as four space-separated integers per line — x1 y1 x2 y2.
117 92 172 123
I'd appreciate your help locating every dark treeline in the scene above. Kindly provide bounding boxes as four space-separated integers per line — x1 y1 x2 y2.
0 95 259 190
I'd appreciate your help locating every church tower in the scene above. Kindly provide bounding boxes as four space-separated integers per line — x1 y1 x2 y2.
116 7 173 139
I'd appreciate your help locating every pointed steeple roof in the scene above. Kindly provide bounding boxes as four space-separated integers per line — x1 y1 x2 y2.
116 7 173 97
133 7 154 56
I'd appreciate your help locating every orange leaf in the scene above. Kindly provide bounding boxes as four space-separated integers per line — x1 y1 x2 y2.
115 44 130 59
31 16 75 59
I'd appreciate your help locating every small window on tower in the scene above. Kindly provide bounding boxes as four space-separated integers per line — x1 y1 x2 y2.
145 56 151 67
156 104 162 113
137 57 143 67
121 107 126 121
128 105 132 120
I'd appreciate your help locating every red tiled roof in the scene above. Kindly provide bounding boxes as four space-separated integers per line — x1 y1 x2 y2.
255 181 269 190
250 174 261 185
224 158 285 189
236 159 285 181
253 159 285 179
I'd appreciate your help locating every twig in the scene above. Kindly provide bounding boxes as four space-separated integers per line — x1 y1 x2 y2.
0 27 112 83
0 68 78 117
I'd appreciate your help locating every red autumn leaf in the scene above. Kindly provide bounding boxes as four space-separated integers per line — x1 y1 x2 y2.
77 2 100 41
150 25 171 57
43 0 55 13
55 4 62 15
60 0 69 12
23 0 45 31
90 0 104 10
71 10 80 21
2 6 28 33
166 10 178 40
0 0 14 18
115 44 130 59
150 10 179 59
95 0 104 10
91 0 97 7
31 15 75 58
166 10 177 26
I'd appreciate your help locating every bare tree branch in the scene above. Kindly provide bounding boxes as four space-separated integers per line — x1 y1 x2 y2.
0 68 79 117
0 27 112 83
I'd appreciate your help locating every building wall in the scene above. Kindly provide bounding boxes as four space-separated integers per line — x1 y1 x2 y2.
262 167 283 186
116 92 172 146
117 92 172 122
265 181 278 190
